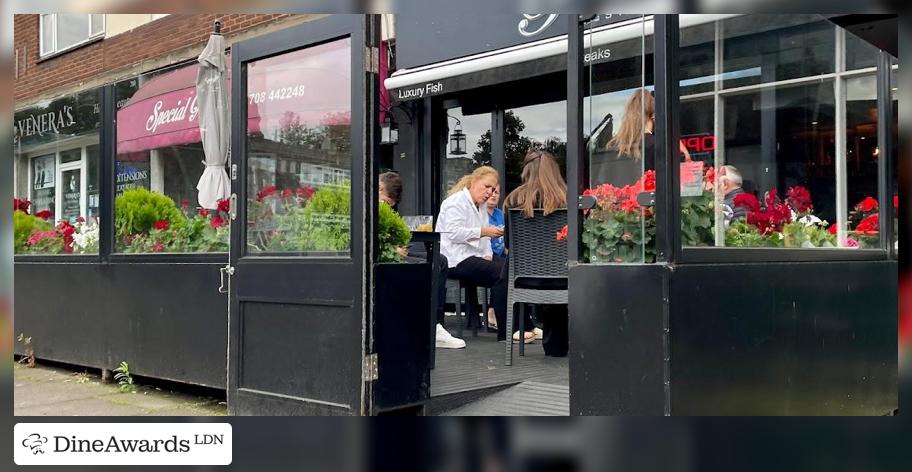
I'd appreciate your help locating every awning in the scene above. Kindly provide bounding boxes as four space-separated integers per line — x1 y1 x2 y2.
384 14 741 101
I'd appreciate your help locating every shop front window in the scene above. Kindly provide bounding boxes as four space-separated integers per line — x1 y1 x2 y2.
114 63 229 254
245 37 353 255
13 87 101 255
677 14 889 251
441 106 490 198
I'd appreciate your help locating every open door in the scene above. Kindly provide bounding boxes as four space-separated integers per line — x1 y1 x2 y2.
227 15 381 415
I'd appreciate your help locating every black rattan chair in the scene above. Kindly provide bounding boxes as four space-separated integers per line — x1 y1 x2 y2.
504 209 568 365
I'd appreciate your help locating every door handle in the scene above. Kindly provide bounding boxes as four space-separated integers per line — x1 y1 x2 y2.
219 265 235 294
229 193 238 220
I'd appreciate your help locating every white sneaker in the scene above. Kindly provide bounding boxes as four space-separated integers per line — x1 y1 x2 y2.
435 323 466 349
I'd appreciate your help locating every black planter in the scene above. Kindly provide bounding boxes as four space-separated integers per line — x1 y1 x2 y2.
373 262 433 413
570 261 898 415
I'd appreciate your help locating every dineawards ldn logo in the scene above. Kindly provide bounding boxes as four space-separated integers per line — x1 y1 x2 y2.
14 423 232 466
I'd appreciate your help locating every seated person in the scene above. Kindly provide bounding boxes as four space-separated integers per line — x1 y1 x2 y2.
502 149 569 357
379 171 454 349
720 165 747 228
436 166 508 344
485 184 536 344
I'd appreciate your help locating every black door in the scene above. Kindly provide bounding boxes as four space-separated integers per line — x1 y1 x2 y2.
228 15 380 415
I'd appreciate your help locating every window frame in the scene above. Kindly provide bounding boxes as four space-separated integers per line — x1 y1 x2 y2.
39 14 105 59
673 15 894 264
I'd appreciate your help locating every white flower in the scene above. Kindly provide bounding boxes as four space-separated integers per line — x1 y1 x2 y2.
72 221 100 254
797 214 822 227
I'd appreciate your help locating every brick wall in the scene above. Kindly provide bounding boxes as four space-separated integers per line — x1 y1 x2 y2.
14 14 317 105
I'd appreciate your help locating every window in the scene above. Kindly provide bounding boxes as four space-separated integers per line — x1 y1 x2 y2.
114 62 229 254
677 14 890 251
244 38 353 256
39 14 104 57
441 106 490 199
13 87 101 255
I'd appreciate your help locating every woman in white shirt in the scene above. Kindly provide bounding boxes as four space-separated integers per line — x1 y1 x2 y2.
435 166 513 344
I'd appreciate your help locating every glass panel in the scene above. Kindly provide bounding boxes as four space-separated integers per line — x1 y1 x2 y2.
61 169 81 223
677 15 888 251
246 38 352 255
582 15 652 263
60 148 81 163
442 106 489 198
844 74 880 249
56 14 90 51
14 87 101 254
90 14 104 36
845 30 878 71
114 62 228 253
504 100 567 196
722 15 835 89
40 14 54 55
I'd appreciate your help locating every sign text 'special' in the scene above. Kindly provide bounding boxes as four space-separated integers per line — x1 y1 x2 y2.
55 435 190 453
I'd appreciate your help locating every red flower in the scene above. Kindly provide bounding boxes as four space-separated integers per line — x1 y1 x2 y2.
764 188 781 209
180 199 189 208
296 186 315 199
894 195 898 210
217 198 231 213
199 208 209 218
282 188 293 199
828 224 838 235
210 216 226 228
153 219 170 230
704 166 715 186
640 170 656 193
855 214 879 235
582 189 593 197
13 198 31 213
856 196 878 213
786 186 813 214
27 230 57 246
35 210 52 220
620 199 640 214
153 242 166 253
556 225 568 241
256 186 277 202
733 193 760 213
75 216 85 223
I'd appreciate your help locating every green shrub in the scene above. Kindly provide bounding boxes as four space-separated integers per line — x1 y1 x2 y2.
298 185 351 253
114 188 185 243
379 202 412 262
13 211 52 253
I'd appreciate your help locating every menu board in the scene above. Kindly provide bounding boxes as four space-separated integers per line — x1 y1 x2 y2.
31 154 56 219
62 169 81 222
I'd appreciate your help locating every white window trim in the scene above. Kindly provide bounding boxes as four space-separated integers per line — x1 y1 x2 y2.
39 14 105 59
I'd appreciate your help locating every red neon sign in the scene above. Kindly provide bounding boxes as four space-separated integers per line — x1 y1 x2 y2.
682 135 716 153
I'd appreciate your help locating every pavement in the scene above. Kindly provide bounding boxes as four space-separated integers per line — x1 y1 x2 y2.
14 362 227 416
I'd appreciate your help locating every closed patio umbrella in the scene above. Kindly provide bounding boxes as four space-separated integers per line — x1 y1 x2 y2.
195 25 230 209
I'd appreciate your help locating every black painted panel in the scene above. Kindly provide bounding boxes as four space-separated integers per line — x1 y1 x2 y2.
373 263 432 411
569 264 668 415
670 261 898 415
14 262 228 388
239 302 359 408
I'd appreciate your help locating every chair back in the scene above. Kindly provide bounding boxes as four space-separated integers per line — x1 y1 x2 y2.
505 209 568 279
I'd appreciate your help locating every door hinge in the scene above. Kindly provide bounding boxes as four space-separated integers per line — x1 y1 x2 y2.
365 46 379 74
363 353 379 382
231 163 238 180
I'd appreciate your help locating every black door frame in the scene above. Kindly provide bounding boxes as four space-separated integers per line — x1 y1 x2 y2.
228 14 379 415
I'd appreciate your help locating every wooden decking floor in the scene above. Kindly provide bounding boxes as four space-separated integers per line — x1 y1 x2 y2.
430 328 569 399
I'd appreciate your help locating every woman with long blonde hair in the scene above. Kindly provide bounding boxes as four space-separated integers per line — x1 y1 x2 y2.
502 150 569 355
434 166 509 346
592 88 690 186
